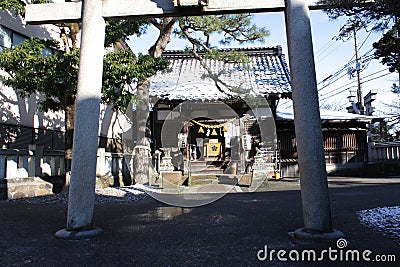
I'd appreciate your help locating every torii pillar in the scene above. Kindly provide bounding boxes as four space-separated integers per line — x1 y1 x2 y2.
26 0 343 242
54 0 105 239
285 0 343 241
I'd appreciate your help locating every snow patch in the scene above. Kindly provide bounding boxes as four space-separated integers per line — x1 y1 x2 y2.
357 206 400 245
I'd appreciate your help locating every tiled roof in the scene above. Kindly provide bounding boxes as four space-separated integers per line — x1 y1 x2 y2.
149 46 291 101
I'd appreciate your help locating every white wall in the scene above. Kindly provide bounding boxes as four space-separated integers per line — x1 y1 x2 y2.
0 9 61 44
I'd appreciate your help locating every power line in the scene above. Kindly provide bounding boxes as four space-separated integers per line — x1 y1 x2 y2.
319 69 388 98
318 72 348 91
319 70 391 101
358 29 373 52
360 71 392 85
282 70 391 107
317 49 375 91
316 42 345 64
319 86 357 102
317 23 376 90
315 37 336 58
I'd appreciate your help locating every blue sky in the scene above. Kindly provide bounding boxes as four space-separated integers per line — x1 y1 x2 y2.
127 10 399 116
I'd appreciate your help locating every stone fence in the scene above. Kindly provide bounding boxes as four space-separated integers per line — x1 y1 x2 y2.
366 141 400 177
0 146 131 199
0 145 65 179
368 141 400 162
0 146 132 180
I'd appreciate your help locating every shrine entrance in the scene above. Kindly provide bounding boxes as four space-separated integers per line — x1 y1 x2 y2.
152 99 245 178
184 117 236 179
188 118 231 161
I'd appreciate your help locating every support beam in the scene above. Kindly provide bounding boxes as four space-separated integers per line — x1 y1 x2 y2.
284 0 343 242
54 0 105 239
26 0 323 24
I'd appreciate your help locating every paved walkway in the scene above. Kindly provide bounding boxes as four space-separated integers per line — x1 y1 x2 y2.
0 176 399 266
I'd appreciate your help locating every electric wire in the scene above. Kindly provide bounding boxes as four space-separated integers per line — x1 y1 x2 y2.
283 23 384 108
319 70 391 101
320 68 389 98
317 24 376 90
316 42 345 64
315 37 337 58
318 49 374 91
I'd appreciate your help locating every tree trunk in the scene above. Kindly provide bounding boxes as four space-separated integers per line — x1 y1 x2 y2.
133 78 151 184
149 18 176 58
62 102 76 192
133 18 175 184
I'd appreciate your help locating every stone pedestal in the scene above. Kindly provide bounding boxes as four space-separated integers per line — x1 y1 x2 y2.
161 171 185 188
0 177 53 200
160 150 174 172
237 174 252 186
252 154 265 170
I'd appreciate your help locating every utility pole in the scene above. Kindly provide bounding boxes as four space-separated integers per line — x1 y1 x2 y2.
344 22 364 115
352 26 365 115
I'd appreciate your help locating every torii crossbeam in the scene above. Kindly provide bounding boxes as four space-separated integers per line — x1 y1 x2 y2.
25 0 343 242
25 0 326 23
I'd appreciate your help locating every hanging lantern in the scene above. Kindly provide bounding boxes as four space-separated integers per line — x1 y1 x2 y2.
198 126 204 134
222 125 228 132
211 129 218 136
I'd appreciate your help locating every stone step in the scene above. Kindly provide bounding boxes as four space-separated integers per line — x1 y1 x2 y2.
189 161 207 167
188 174 219 186
189 160 224 166
191 169 225 175
190 165 225 173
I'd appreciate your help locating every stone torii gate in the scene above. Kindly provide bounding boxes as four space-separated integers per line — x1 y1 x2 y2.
26 0 344 241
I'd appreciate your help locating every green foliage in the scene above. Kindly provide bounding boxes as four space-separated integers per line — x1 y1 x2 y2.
102 50 169 111
0 37 74 112
0 0 25 16
319 0 400 22
0 38 169 113
105 19 149 47
373 29 400 73
392 83 400 94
